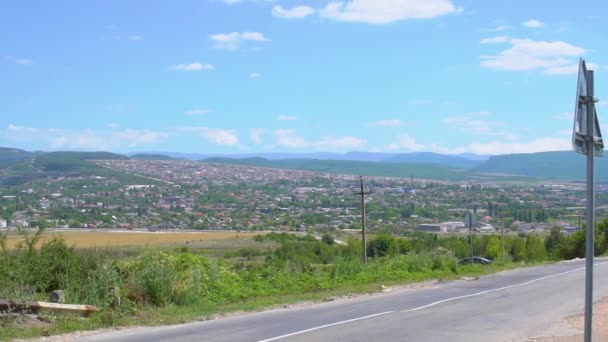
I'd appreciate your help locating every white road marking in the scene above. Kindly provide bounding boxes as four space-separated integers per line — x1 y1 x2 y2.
401 261 608 313
256 311 394 342
257 261 608 341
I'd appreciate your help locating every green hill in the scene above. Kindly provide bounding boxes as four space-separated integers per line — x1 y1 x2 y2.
0 150 147 186
33 151 129 172
474 151 604 181
384 152 482 169
0 147 33 165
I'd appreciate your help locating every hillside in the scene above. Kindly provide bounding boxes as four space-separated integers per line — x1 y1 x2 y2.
474 151 606 181
0 150 147 186
0 147 34 165
383 152 482 169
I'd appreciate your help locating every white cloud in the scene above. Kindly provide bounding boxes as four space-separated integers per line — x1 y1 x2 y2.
481 24 511 32
441 112 517 140
544 62 599 75
272 5 315 19
127 35 143 41
5 56 33 65
480 35 508 44
553 112 572 121
319 0 457 24
317 136 367 150
185 109 212 116
523 19 544 28
113 129 170 148
7 124 38 133
277 115 297 121
480 38 586 74
274 129 309 148
2 125 169 150
210 31 269 50
372 119 402 127
169 62 214 71
249 72 262 78
187 127 239 145
272 129 367 150
388 134 425 151
250 128 265 145
465 138 570 154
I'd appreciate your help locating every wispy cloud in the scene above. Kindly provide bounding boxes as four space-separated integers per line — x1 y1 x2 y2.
481 24 511 32
250 128 265 145
319 0 458 24
5 56 33 65
480 38 586 75
181 126 239 145
272 5 315 19
2 124 170 150
249 72 262 78
277 115 297 121
388 134 425 151
480 36 508 44
372 119 402 127
441 112 517 140
169 62 215 71
408 99 432 105
273 129 367 150
210 31 269 50
185 109 212 116
552 112 571 121
523 19 544 28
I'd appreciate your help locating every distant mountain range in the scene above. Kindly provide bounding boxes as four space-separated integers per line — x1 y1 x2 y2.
129 151 489 167
0 147 606 184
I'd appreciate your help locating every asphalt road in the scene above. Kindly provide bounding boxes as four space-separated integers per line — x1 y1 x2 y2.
78 259 608 342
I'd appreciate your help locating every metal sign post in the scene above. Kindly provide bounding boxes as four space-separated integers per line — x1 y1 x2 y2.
573 58 603 342
464 212 477 259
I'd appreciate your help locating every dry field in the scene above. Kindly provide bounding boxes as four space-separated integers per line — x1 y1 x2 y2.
4 230 263 249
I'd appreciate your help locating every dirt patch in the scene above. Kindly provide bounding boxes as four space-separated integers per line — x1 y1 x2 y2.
531 297 608 341
3 314 51 330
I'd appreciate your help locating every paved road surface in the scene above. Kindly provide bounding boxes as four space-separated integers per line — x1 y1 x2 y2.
78 259 608 342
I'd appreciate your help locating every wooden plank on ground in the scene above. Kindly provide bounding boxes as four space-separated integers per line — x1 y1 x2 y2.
0 299 99 316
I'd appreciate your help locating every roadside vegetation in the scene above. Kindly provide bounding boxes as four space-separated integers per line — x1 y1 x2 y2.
2 221 608 340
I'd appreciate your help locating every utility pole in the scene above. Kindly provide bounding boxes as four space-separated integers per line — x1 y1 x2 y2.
354 176 371 264
500 208 505 260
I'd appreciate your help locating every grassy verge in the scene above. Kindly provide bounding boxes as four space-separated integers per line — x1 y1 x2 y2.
0 260 533 341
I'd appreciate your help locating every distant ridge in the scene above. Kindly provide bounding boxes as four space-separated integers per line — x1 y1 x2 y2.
131 153 176 160
3 147 607 183
474 151 606 181
383 152 483 169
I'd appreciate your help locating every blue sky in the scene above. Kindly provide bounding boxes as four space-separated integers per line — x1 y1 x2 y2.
1 0 607 155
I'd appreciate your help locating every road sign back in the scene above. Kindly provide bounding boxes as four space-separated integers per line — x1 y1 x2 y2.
573 58 604 156
464 212 477 229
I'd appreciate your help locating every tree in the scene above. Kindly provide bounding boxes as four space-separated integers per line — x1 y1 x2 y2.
321 233 334 245
525 236 546 262
511 237 526 262
544 226 563 254
367 234 398 258
485 236 502 260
